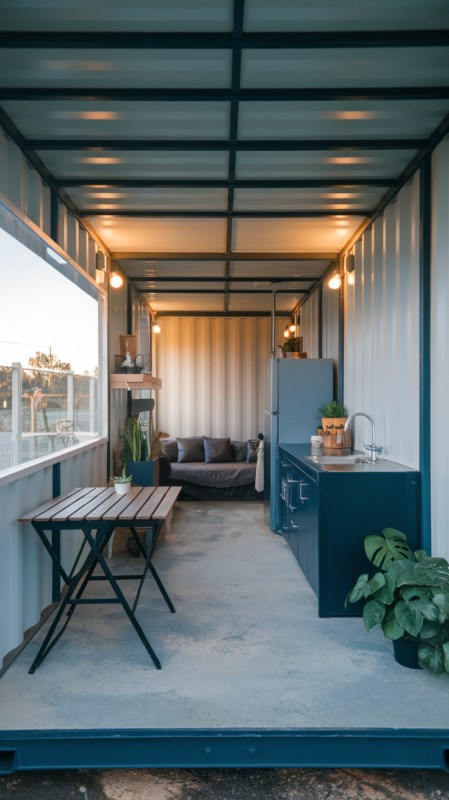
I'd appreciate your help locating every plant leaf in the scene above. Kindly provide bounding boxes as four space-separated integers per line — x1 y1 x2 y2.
363 599 385 633
418 642 445 676
394 600 423 637
442 641 449 674
373 572 395 604
419 619 441 639
381 605 404 640
415 550 449 568
365 528 416 570
345 574 372 606
431 593 449 624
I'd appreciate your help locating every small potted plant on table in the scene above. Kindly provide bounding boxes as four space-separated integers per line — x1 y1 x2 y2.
346 527 449 675
113 465 133 495
318 400 350 448
283 337 305 358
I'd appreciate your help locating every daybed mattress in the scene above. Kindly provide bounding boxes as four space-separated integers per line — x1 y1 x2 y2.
170 461 256 488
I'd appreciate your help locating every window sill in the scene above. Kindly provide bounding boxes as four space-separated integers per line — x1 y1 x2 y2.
0 436 109 488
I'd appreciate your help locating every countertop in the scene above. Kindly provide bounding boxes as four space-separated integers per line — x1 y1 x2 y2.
279 443 419 474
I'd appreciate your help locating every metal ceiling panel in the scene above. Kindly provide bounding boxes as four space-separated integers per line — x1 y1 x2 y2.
233 187 384 211
235 150 419 179
120 261 227 278
0 0 234 32
227 293 301 311
1 101 231 140
37 150 230 179
241 48 449 89
232 216 365 252
237 100 449 140
67 187 228 211
244 0 449 31
146 294 225 311
0 49 233 89
87 216 227 251
228 260 328 277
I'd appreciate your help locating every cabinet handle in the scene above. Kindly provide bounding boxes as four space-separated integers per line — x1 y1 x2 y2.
300 481 309 501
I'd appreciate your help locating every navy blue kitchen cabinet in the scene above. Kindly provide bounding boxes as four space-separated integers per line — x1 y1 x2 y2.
278 444 421 617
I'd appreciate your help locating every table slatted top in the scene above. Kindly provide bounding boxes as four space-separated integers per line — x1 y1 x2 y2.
19 486 181 524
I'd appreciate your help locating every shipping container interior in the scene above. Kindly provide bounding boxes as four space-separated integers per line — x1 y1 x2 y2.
1 0 449 772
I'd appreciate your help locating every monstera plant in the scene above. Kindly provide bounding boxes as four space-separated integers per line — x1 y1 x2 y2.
346 528 449 676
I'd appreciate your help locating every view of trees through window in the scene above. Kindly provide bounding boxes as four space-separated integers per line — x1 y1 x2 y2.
0 219 105 472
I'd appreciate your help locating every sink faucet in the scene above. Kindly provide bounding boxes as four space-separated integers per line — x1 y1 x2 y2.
344 412 383 461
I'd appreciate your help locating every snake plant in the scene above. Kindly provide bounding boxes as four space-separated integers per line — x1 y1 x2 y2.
346 528 449 676
319 400 348 418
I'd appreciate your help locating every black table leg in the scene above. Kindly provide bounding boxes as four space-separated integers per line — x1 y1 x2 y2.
129 524 175 613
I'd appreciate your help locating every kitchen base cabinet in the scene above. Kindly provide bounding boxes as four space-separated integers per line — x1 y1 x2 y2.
278 444 421 617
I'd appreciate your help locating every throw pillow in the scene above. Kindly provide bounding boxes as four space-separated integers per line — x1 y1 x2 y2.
177 436 205 463
246 439 259 463
231 440 247 462
162 438 178 463
204 436 234 464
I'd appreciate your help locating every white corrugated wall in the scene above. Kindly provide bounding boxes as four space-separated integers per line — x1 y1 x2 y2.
344 174 420 468
322 281 340 400
156 316 273 440
0 442 107 667
300 290 320 358
431 140 449 560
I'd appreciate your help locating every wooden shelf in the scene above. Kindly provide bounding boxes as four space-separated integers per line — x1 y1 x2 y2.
110 373 162 391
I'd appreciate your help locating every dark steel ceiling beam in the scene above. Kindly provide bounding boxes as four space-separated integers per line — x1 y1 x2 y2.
2 87 448 101
112 251 338 260
128 276 318 282
1 31 448 48
26 138 427 151
139 288 307 294
156 310 291 317
80 209 372 217
57 178 396 188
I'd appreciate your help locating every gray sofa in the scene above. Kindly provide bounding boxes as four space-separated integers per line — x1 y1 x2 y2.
160 438 262 501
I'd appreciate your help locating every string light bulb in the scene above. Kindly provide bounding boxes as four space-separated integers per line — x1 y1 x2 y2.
289 323 296 332
152 323 161 334
109 272 123 288
283 326 290 338
328 274 341 290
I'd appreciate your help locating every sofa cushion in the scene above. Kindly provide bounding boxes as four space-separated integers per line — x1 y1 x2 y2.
162 438 178 463
204 436 234 464
231 440 247 462
170 461 256 488
177 436 205 463
247 439 259 463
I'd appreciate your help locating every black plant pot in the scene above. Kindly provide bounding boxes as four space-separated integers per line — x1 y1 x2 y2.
127 458 159 487
393 638 422 670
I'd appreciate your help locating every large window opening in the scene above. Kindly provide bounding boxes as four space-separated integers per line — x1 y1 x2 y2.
0 200 107 475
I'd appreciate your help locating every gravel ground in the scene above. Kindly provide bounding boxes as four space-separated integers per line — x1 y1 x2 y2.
1 768 449 800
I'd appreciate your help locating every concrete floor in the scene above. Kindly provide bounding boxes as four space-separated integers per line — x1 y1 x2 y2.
0 501 448 730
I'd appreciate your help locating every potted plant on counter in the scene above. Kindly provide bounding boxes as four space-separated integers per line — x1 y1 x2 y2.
318 400 348 432
346 527 449 675
120 402 163 487
113 465 133 495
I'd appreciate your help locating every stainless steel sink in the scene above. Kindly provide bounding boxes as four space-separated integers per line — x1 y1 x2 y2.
307 455 370 465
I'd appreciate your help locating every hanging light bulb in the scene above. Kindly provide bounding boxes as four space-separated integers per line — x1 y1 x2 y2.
347 272 355 285
283 326 290 338
289 323 296 332
328 274 341 290
110 272 123 288
152 323 161 334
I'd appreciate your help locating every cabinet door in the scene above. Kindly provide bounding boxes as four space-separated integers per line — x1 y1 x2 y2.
305 477 319 595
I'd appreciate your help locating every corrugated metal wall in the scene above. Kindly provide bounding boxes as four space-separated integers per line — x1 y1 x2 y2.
431 140 449 560
0 442 107 667
0 127 97 278
344 174 420 468
156 317 273 440
108 278 128 475
300 289 320 358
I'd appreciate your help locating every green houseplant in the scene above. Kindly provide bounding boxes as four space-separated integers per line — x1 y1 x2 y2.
346 528 449 675
318 400 348 432
120 404 163 487
283 337 303 358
